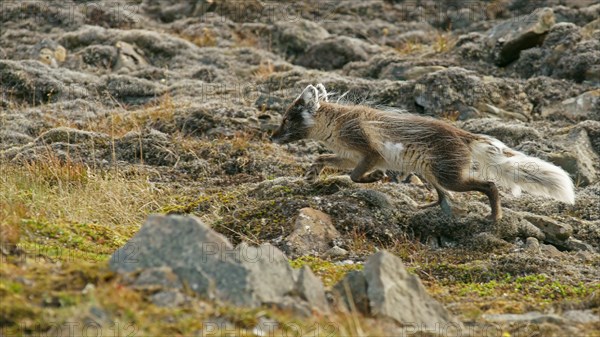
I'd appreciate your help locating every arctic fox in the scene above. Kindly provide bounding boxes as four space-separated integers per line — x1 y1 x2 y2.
271 84 575 221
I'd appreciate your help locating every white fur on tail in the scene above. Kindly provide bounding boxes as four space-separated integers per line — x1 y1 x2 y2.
469 136 575 204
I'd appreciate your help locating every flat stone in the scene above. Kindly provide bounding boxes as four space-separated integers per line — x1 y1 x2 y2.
542 89 600 121
483 311 564 324
520 213 573 244
563 310 600 324
563 237 595 252
540 243 563 258
149 290 186 308
324 246 349 258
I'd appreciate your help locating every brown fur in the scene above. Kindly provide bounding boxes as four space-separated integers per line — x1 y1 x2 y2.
272 86 505 221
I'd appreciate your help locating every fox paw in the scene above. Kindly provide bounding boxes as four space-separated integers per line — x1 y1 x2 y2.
368 170 385 182
304 167 319 183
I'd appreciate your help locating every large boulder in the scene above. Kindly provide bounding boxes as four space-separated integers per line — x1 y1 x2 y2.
485 7 556 66
334 251 462 332
296 36 377 71
413 67 532 120
109 215 329 313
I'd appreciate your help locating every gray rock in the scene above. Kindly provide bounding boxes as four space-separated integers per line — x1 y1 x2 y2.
542 89 600 121
512 22 600 83
324 246 349 258
141 0 207 23
296 36 375 71
333 270 370 314
335 251 461 331
516 219 546 241
232 242 297 307
413 67 532 119
524 237 541 253
132 267 183 291
563 237 595 252
459 118 541 148
486 7 556 66
284 208 341 256
540 243 564 258
149 290 186 308
563 309 600 324
548 128 599 186
110 215 329 313
295 266 329 313
483 311 564 324
520 213 573 244
271 19 330 60
380 65 446 81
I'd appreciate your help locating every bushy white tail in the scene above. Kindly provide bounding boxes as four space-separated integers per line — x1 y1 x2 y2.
469 136 575 204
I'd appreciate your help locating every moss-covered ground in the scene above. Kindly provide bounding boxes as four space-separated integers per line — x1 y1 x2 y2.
2 148 598 336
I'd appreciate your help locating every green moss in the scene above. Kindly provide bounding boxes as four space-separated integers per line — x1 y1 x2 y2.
290 256 362 287
0 279 24 294
0 294 40 328
20 219 131 257
430 270 600 315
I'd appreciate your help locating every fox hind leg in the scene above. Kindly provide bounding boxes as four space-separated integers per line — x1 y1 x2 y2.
305 154 356 182
350 156 385 184
443 179 502 221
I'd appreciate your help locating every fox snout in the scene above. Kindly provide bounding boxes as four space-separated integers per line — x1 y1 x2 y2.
271 84 322 145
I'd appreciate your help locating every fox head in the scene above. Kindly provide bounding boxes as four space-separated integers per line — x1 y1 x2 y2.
271 85 320 144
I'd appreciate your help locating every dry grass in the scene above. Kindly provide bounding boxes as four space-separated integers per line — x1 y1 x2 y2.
434 30 456 54
253 60 275 79
395 39 426 55
181 27 217 47
0 153 172 230
86 92 177 138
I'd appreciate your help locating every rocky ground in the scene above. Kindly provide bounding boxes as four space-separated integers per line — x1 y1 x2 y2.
1 0 599 336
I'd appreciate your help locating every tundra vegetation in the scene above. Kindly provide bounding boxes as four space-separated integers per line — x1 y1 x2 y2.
1 0 599 336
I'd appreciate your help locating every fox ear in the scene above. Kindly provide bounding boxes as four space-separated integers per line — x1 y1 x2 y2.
296 85 320 113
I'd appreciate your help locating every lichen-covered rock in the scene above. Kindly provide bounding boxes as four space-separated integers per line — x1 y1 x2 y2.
296 36 377 71
511 22 600 83
542 89 600 121
485 7 555 66
284 208 341 257
271 19 330 60
547 128 599 186
413 67 532 119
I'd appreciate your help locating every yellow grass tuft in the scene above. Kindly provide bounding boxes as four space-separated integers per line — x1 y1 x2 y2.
0 153 172 230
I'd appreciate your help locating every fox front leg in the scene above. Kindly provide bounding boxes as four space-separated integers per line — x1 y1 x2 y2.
305 154 356 183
